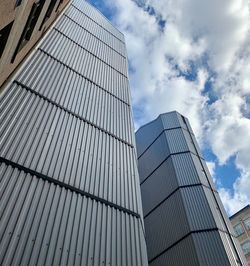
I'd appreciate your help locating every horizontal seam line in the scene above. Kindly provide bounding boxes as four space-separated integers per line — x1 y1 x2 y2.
37 48 130 106
60 14 126 58
184 120 242 261
71 4 124 44
138 127 198 159
140 151 198 185
148 228 235 263
0 156 140 219
53 27 127 78
143 183 218 219
13 80 134 148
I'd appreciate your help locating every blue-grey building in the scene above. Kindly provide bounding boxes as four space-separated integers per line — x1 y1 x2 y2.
136 111 247 266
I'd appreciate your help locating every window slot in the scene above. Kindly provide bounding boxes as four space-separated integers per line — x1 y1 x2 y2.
15 0 23 7
39 0 58 31
0 21 14 58
11 0 46 62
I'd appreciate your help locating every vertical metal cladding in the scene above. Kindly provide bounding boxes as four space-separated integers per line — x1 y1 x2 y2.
0 0 147 265
136 111 247 266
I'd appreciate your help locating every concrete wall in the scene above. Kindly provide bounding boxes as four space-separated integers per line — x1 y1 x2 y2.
0 0 70 89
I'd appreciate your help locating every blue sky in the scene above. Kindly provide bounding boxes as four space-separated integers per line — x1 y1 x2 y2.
88 0 250 215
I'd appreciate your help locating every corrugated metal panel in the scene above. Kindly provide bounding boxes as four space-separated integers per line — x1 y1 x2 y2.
141 153 212 216
222 233 248 266
180 113 195 135
140 157 178 216
16 48 129 105
144 186 221 261
136 116 163 158
181 128 197 155
149 234 199 266
138 132 169 182
40 27 127 76
0 84 139 212
38 33 129 102
200 158 217 190
149 231 241 266
214 192 238 236
172 153 209 187
0 163 147 266
160 111 183 130
73 0 124 42
186 129 203 158
65 5 125 55
55 16 128 74
190 154 210 187
201 187 229 232
138 128 195 182
136 112 197 159
136 112 202 166
14 51 133 143
136 111 246 265
164 128 190 154
0 0 147 265
144 189 191 261
181 186 217 231
193 231 233 266
175 111 190 132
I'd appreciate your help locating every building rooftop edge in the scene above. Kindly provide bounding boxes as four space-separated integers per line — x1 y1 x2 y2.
84 0 125 39
229 204 250 220
135 110 184 134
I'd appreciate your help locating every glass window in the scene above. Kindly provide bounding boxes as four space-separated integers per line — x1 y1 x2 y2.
16 0 23 7
244 217 250 230
0 21 14 58
241 241 250 255
39 0 59 31
12 0 46 62
234 223 244 236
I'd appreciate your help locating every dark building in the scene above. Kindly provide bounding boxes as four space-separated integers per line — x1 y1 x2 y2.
0 0 148 265
136 111 247 266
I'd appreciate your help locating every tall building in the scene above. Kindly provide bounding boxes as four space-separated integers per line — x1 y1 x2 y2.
0 0 148 265
136 111 247 266
230 205 250 265
0 0 70 88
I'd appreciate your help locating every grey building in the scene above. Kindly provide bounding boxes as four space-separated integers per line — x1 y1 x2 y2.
136 111 247 266
0 0 148 265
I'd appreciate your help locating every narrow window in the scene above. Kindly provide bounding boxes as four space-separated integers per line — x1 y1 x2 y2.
0 21 14 58
234 223 245 236
12 0 46 62
39 0 58 30
55 0 64 12
15 0 23 7
244 217 250 230
241 241 250 255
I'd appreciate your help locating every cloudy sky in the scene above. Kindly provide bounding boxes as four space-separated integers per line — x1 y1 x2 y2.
88 0 250 215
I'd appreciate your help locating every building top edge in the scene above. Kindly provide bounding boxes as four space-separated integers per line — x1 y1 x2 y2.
135 110 181 134
229 204 250 220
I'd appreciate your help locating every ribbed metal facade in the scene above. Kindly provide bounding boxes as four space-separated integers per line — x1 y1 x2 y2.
136 111 247 266
0 0 148 265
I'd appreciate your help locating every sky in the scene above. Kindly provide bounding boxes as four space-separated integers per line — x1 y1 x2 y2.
87 0 250 216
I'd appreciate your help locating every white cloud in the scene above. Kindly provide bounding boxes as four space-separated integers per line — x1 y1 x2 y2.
219 170 250 215
206 161 216 183
104 0 250 214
